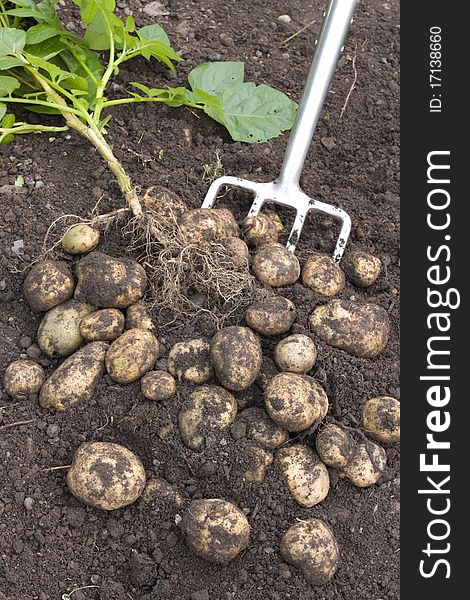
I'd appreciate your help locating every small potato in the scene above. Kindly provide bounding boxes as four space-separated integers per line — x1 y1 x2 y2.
141 371 176 401
252 242 300 287
309 299 390 358
23 260 75 312
66 442 146 510
276 445 329 508
339 440 387 488
342 250 382 287
242 211 283 247
255 357 280 391
362 396 400 443
62 224 100 255
79 308 125 342
210 326 262 391
315 424 355 468
245 296 296 336
140 477 184 508
105 329 160 384
39 341 108 411
238 407 288 450
232 442 273 483
4 360 45 400
302 253 345 297
181 499 250 563
179 208 239 244
168 338 213 384
125 300 154 331
37 299 94 358
274 334 317 373
142 187 188 221
280 519 339 585
220 237 250 269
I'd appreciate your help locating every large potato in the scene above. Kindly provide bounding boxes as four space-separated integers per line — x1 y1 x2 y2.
66 442 146 510
79 308 125 342
280 519 339 585
309 300 390 358
252 243 300 287
181 499 250 563
342 250 382 287
276 445 329 507
232 442 273 483
274 334 317 373
210 326 262 391
62 224 100 255
315 424 355 468
245 296 296 336
302 253 345 297
141 370 176 401
242 211 283 247
23 260 75 312
179 208 239 244
142 187 188 221
168 338 214 384
3 360 45 400
125 300 154 331
238 406 288 449
105 329 160 384
339 440 387 488
362 396 400 443
39 341 108 411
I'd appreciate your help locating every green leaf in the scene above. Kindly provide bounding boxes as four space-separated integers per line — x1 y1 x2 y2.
24 51 61 80
0 75 21 95
1 112 15 127
137 24 170 46
0 56 24 70
77 0 115 24
0 132 15 144
15 174 24 187
188 62 244 97
125 15 135 33
0 103 7 120
0 28 27 57
26 24 60 45
7 1 61 27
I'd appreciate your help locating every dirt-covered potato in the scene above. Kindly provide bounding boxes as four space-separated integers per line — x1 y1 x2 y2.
141 370 176 401
3 360 45 400
265 372 328 432
245 296 296 336
339 440 387 488
39 341 108 411
276 445 329 507
342 250 382 287
140 477 184 508
37 299 94 358
233 442 273 483
315 424 355 468
238 406 288 449
168 338 213 384
142 187 188 221
79 308 125 342
74 252 147 309
210 326 262 391
302 253 345 297
309 299 390 358
242 211 283 247
125 300 154 331
178 385 237 451
179 208 239 244
252 242 300 287
105 329 160 384
280 519 340 585
274 334 317 373
255 356 280 391
181 499 250 563
362 396 400 443
220 237 250 269
62 224 100 255
23 260 75 312
66 442 146 510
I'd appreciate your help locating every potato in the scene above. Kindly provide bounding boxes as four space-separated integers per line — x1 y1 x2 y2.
181 499 250 563
242 211 283 247
302 253 345 296
62 224 100 255
338 440 387 488
362 396 400 443
280 519 339 585
315 424 355 468
79 308 125 342
238 406 288 449
105 329 159 384
74 252 147 309
4 360 45 400
142 187 188 221
125 300 154 331
342 250 382 287
39 341 108 411
179 208 239 244
309 299 390 358
37 299 94 358
252 242 300 287
168 338 213 384
140 477 184 508
66 442 146 510
245 296 296 336
233 442 273 483
255 356 280 391
210 326 262 391
274 334 317 373
265 372 328 432
141 370 176 401
276 445 329 508
178 385 237 451
23 260 75 312
220 237 250 269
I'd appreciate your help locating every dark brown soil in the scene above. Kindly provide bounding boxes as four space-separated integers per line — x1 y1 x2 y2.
0 1 400 599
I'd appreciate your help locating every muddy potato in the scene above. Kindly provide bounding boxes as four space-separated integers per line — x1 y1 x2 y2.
105 329 159 384
255 356 280 391
362 396 400 443
315 424 355 468
181 499 250 563
23 260 75 312
245 296 296 336
62 224 100 255
339 440 387 488
4 360 45 400
302 253 345 297
142 187 188 221
252 242 300 287
66 442 146 510
210 326 262 391
238 407 288 449
140 477 184 508
125 300 154 331
141 370 176 401
79 308 125 342
233 442 273 483
274 334 317 373
168 337 213 384
343 250 382 287
38 299 94 358
220 237 250 269
178 385 237 451
242 211 283 247
280 519 340 585
179 208 239 244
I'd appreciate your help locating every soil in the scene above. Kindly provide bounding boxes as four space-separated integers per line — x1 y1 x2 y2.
0 1 400 599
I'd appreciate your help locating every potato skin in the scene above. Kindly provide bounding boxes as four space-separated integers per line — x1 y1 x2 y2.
302 253 345 297
280 519 340 585
315 424 355 468
232 442 273 483
362 396 400 443
179 208 239 244
142 187 188 221
255 356 280 391
274 334 317 373
245 296 296 336
181 499 250 563
141 477 184 508
252 243 300 287
79 308 125 342
66 442 146 510
339 440 387 488
23 260 75 312
141 370 176 401
105 329 160 384
125 300 154 331
342 250 382 287
238 406 288 450
62 224 100 255
220 237 250 269
4 360 45 400
168 338 214 384
242 211 283 248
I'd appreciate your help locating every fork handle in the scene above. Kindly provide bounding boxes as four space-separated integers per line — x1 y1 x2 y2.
277 0 358 187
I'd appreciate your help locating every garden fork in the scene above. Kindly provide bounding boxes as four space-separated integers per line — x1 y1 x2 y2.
202 0 358 261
